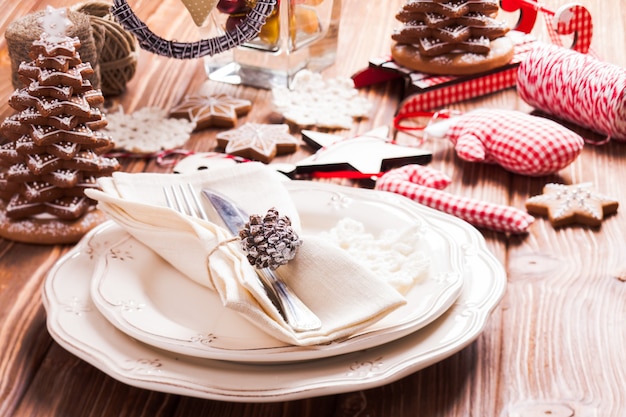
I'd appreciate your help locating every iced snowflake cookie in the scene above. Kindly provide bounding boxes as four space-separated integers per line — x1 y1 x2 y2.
525 183 619 227
321 218 430 294
216 122 299 163
272 70 371 129
104 107 195 154
169 93 251 130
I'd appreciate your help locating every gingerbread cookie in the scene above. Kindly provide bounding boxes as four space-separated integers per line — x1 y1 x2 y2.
525 183 619 227
216 123 299 163
169 94 252 130
391 0 513 75
0 28 119 244
0 198 107 244
397 0 499 18
391 36 514 76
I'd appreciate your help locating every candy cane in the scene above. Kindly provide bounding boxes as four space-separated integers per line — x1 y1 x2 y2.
500 1 594 55
500 0 539 34
553 4 594 54
376 165 534 234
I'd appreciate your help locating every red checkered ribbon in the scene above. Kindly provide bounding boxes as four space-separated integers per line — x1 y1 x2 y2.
517 43 626 141
376 165 534 234
395 34 537 114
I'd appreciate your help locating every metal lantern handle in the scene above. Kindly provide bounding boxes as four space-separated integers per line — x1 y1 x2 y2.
110 0 277 59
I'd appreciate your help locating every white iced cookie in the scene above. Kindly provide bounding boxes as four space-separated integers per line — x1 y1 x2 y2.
272 70 372 129
320 218 430 294
104 107 196 154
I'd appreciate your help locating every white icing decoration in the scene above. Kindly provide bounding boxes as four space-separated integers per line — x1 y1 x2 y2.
38 6 74 39
272 70 372 129
103 107 195 154
320 218 430 294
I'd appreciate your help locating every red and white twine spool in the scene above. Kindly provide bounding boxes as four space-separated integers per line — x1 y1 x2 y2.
517 43 626 141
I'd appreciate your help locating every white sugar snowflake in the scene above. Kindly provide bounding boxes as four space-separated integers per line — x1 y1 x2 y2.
272 70 372 129
104 107 196 154
38 6 73 38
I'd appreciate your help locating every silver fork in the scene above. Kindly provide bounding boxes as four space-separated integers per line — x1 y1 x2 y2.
163 184 322 332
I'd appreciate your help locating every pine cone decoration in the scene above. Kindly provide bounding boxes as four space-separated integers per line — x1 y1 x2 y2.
239 208 302 270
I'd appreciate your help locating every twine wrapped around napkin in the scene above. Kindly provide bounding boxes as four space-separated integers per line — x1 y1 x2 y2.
85 163 406 346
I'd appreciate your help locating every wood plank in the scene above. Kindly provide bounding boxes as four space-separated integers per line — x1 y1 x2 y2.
1 0 626 415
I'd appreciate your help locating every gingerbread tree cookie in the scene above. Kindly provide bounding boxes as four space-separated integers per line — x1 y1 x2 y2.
391 0 514 75
0 18 120 244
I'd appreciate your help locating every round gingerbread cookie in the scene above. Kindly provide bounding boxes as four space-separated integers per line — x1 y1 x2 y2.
391 36 515 76
0 202 107 244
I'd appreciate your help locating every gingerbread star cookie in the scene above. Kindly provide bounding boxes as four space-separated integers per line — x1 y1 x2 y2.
216 123 299 163
170 94 251 130
525 183 619 227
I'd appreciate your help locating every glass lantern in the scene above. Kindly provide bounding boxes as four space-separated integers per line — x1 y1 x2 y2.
204 0 341 89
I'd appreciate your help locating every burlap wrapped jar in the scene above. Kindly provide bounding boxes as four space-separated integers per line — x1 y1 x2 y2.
5 8 102 90
73 1 139 96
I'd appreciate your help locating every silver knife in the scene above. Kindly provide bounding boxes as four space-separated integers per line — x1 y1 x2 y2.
202 189 322 332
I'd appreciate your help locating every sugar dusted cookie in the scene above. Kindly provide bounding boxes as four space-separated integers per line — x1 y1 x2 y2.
525 183 619 227
390 0 514 76
169 93 251 130
216 123 299 163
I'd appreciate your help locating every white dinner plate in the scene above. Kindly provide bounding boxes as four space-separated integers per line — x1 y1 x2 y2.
43 181 506 402
88 182 465 363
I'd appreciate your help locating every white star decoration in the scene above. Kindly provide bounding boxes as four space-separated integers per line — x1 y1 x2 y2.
272 70 372 129
296 127 432 175
104 107 195 154
38 6 73 39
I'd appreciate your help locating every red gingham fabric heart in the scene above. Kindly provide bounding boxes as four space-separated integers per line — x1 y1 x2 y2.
444 109 584 176
376 164 534 234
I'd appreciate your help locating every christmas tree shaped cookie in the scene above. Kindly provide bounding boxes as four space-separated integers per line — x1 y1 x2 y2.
391 0 514 75
0 8 120 244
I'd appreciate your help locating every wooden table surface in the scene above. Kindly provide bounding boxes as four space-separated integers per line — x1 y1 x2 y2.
2 0 626 416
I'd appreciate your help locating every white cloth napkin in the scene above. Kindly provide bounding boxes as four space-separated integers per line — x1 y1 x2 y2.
85 163 406 346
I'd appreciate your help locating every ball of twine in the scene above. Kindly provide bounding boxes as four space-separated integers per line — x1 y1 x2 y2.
73 1 139 96
517 43 626 141
5 8 101 90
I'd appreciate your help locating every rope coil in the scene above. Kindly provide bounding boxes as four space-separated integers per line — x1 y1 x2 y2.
74 1 139 96
517 43 626 141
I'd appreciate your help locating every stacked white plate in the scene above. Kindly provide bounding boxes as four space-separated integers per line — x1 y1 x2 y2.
42 181 506 402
